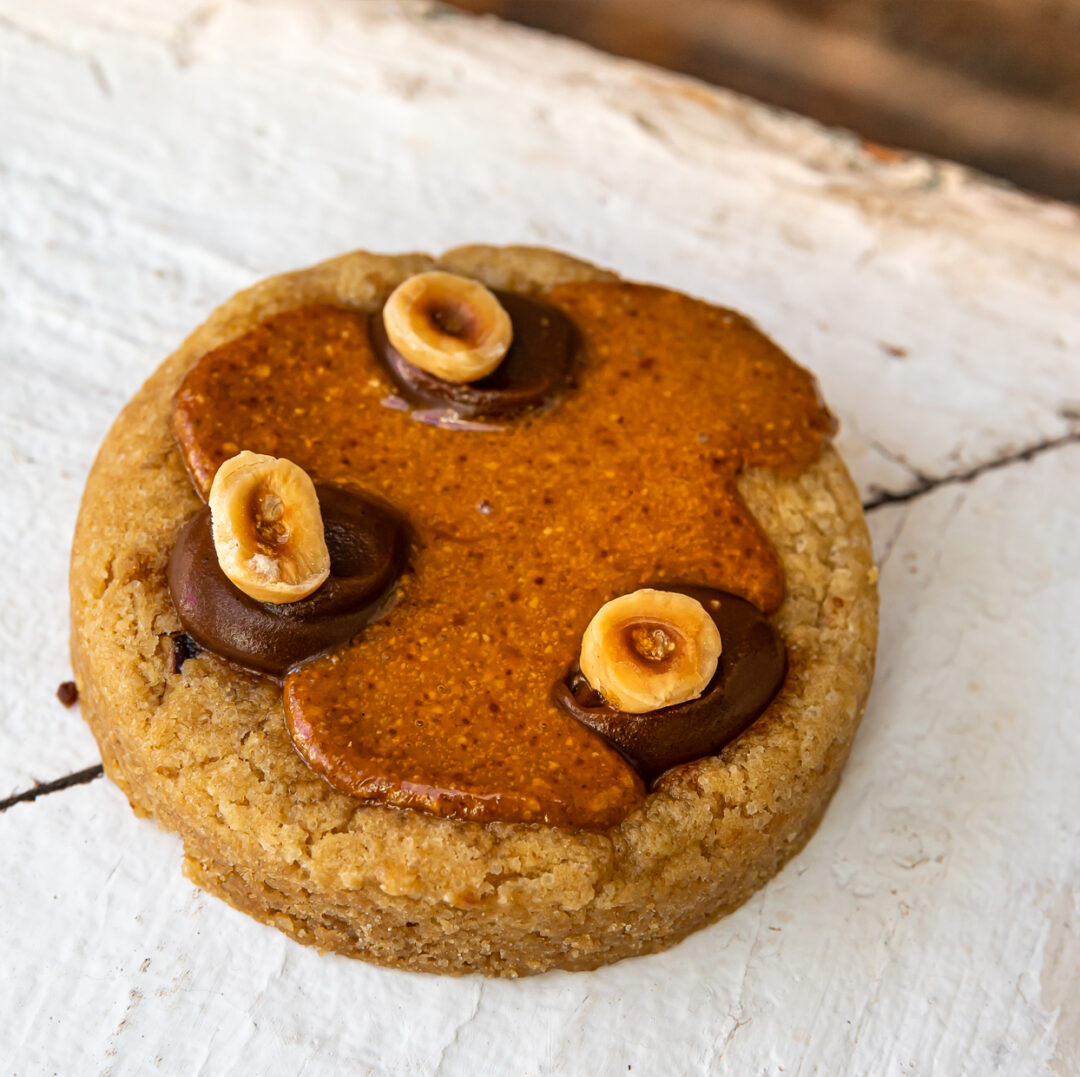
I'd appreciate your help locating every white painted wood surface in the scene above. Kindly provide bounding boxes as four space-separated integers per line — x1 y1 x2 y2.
2 1 1078 1073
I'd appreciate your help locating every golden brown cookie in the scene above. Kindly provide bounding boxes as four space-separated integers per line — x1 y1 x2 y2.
70 246 877 976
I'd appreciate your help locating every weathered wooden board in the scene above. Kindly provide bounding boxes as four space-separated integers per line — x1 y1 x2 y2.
2 1 1078 1073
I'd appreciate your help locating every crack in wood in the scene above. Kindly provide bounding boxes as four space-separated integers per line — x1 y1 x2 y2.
862 431 1080 512
0 764 104 813
867 438 932 486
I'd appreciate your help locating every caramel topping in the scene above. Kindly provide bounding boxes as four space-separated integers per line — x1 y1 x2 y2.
284 676 645 829
171 282 834 828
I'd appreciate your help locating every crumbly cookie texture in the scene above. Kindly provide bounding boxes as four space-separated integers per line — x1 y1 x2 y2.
70 246 878 977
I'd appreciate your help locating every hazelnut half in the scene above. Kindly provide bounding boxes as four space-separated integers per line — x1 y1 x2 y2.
208 450 330 603
579 589 722 713
382 271 513 384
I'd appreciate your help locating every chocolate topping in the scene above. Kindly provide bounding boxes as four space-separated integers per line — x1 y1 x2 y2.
369 290 576 418
554 587 786 782
168 633 201 675
168 485 408 678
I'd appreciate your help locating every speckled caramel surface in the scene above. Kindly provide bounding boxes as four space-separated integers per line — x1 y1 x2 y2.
172 283 833 828
70 246 878 976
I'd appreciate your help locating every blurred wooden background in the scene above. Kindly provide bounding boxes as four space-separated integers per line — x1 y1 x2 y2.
449 0 1080 203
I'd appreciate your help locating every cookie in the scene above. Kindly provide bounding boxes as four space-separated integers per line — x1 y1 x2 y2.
70 246 877 976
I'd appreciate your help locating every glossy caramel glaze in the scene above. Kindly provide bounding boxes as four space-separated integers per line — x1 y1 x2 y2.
171 282 834 828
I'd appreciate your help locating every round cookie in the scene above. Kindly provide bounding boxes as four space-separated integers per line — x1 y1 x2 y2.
70 246 878 977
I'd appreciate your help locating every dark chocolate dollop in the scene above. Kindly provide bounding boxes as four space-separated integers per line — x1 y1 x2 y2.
369 290 576 418
168 485 408 678
553 586 786 782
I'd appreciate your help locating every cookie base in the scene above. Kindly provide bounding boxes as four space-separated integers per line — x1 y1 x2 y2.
71 246 877 976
